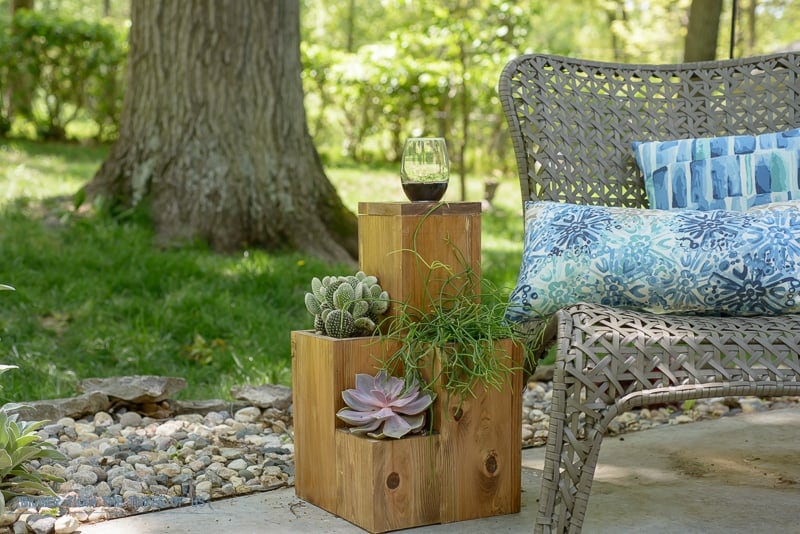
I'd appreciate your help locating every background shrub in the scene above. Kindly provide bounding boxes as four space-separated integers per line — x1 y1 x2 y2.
2 10 126 141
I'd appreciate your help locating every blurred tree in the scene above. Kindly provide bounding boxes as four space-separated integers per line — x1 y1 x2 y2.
684 0 723 61
4 0 33 128
10 0 33 13
85 0 358 263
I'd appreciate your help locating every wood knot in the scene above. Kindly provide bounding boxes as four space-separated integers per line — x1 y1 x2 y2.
451 407 463 421
386 472 400 490
484 452 498 475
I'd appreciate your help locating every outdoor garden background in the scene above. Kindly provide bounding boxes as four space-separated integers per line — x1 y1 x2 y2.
1 0 798 405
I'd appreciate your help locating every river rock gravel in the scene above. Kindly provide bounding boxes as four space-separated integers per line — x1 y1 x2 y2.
4 378 798 533
4 405 293 534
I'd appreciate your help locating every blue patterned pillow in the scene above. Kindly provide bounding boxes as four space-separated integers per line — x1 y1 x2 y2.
632 128 800 211
506 201 800 321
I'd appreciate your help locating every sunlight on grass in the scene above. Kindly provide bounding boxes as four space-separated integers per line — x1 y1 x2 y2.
0 140 107 205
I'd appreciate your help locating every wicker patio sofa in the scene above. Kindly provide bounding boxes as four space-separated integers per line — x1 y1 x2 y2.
498 52 800 533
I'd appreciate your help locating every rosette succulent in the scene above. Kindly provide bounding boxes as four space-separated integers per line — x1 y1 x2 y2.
336 370 434 439
304 271 390 338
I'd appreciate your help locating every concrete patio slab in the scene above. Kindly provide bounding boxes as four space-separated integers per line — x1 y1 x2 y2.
79 406 800 533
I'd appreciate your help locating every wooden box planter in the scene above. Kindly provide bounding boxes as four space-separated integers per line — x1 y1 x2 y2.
291 330 523 533
291 330 397 513
358 202 482 319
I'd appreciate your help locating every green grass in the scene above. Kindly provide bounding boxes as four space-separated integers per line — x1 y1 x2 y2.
0 140 523 403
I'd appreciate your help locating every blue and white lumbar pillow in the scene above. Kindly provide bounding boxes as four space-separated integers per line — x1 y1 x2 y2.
632 128 800 211
506 200 800 321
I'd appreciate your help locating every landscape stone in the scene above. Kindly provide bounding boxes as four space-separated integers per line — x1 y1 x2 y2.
234 406 261 423
0 511 19 528
3 392 109 422
92 411 113 427
77 375 187 403
171 399 249 415
119 411 142 427
53 514 79 534
25 514 56 534
230 384 292 410
71 470 98 486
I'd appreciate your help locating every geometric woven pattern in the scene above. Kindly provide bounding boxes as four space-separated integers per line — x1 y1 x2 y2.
498 52 800 534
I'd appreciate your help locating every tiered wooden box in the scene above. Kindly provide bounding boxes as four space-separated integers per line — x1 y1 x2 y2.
291 202 522 533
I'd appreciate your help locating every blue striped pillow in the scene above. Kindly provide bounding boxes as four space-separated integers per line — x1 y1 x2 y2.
633 128 800 211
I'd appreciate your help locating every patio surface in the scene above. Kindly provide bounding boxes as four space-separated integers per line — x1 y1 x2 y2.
79 406 800 533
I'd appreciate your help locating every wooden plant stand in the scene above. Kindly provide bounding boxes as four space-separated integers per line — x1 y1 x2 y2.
291 202 523 533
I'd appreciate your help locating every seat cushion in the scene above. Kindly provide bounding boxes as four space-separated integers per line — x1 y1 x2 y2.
632 128 800 211
506 201 800 321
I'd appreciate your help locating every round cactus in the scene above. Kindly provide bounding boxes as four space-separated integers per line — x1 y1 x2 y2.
304 271 390 338
325 309 356 338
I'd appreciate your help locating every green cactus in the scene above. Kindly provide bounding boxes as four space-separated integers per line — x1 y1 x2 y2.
351 299 369 319
304 292 321 315
304 271 390 338
325 309 356 338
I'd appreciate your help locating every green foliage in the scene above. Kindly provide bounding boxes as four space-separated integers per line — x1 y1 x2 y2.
382 212 524 405
0 410 66 514
384 264 522 404
301 0 536 174
2 10 126 141
300 0 800 179
0 358 64 514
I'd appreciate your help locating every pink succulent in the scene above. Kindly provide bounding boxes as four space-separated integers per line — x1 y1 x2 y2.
336 369 434 439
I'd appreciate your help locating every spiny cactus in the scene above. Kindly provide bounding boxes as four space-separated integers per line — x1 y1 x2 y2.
304 271 390 338
336 370 433 439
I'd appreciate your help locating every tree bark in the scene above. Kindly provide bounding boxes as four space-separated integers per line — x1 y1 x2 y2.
85 0 358 264
684 0 723 62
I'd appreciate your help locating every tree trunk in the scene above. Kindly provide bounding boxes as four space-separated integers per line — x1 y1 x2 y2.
10 0 34 14
605 1 629 63
85 0 358 264
746 0 757 56
684 0 723 62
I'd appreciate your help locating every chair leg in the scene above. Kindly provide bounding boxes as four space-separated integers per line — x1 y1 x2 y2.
535 369 611 534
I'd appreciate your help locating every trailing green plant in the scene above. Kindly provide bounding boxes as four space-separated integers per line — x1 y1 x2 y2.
304 271 390 338
380 209 527 407
336 369 433 439
383 258 522 403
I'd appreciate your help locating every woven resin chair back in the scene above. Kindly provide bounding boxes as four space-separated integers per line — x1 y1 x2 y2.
499 52 800 534
500 53 800 210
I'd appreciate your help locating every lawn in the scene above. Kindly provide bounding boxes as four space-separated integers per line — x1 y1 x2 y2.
0 140 524 403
